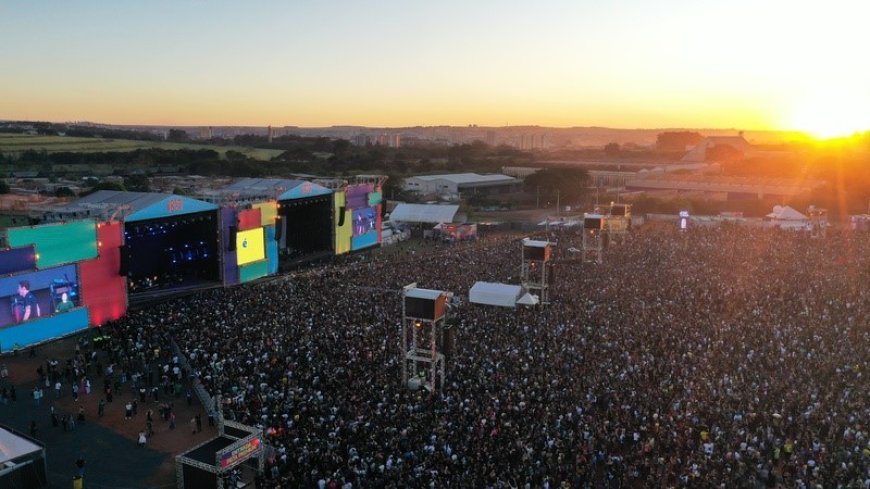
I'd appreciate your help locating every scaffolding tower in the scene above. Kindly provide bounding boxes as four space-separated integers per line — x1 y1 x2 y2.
521 238 553 306
605 202 632 245
401 284 450 392
807 205 828 238
582 213 605 263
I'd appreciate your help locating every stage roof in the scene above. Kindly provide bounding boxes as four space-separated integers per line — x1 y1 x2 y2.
405 288 446 300
223 178 333 200
0 427 42 464
53 190 219 223
390 203 459 224
182 436 237 465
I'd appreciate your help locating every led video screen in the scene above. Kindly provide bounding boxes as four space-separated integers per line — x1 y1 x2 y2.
0 245 37 275
0 264 80 328
346 184 374 209
352 208 377 237
238 208 262 231
79 222 127 326
6 220 98 269
253 201 278 227
236 228 265 265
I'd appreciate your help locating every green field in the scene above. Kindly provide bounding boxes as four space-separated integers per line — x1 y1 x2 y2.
0 133 283 160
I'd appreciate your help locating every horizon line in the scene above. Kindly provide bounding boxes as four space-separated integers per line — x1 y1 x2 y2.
1 118 815 134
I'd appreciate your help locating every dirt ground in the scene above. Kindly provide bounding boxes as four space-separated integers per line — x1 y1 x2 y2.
2 334 218 488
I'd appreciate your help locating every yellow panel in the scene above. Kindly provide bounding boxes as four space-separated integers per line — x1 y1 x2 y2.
333 192 351 255
254 201 278 227
236 228 265 265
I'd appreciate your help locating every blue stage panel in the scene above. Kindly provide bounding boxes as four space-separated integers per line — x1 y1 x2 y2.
351 232 379 250
0 307 90 350
265 226 278 274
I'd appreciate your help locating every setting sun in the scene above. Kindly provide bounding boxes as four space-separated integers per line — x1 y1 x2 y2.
787 91 870 139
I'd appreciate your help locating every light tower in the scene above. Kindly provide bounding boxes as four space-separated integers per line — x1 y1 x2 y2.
401 284 450 392
521 238 553 306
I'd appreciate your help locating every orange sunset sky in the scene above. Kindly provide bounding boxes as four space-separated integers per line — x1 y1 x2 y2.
1 0 868 138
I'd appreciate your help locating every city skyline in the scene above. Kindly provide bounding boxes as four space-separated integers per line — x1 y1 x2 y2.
2 0 869 137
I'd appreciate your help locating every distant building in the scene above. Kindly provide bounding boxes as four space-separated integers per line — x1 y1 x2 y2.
682 134 754 162
352 134 371 146
403 173 522 200
501 166 541 178
517 134 545 150
625 174 824 200
199 127 213 140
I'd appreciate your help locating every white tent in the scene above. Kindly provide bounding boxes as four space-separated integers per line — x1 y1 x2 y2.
516 292 540 306
766 205 807 221
390 203 459 224
766 205 809 230
469 282 523 308
0 428 41 465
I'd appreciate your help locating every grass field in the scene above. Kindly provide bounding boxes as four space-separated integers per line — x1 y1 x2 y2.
0 133 283 160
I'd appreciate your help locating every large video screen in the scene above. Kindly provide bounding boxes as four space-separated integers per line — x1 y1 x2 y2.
346 184 374 209
236 228 265 265
352 207 377 237
0 264 80 328
7 220 97 269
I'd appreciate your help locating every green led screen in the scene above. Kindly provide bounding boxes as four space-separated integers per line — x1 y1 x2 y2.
239 260 269 283
7 220 98 269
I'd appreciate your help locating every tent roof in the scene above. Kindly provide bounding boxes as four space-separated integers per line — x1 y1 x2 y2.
412 173 516 185
71 190 169 213
223 178 332 200
516 292 540 305
766 205 807 220
390 203 459 224
0 427 42 464
56 190 219 222
469 282 523 308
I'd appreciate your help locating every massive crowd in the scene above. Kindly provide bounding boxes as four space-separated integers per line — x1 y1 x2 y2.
97 224 869 488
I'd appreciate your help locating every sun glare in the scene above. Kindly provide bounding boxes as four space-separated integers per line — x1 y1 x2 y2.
788 91 870 140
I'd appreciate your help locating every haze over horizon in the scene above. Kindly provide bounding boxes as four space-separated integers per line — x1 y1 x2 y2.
2 0 869 137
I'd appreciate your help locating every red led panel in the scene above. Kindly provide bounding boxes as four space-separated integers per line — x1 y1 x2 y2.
376 204 383 243
238 208 262 231
79 222 127 326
